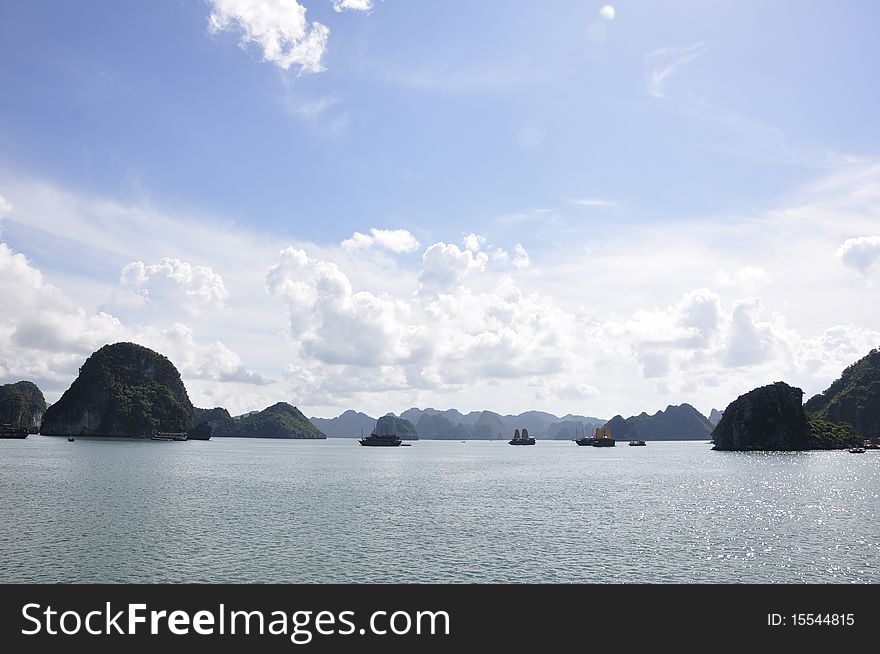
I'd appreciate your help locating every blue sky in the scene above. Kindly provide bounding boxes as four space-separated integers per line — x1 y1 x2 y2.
2 1 880 419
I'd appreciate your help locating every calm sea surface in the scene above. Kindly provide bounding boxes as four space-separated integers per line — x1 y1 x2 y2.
1 437 877 583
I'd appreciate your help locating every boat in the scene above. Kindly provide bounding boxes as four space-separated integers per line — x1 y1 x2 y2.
574 425 596 446
509 428 535 445
627 425 645 446
849 447 866 454
68 437 75 442
0 424 28 439
863 439 879 450
592 425 615 447
359 432 403 447
151 430 187 441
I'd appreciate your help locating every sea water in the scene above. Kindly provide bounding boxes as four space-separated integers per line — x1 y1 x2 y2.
1 438 877 583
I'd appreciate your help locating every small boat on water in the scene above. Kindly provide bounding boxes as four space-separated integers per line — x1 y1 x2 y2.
509 428 535 445
849 447 866 454
574 425 596 446
68 436 75 442
150 430 187 441
863 439 879 450
0 424 28 439
592 425 615 447
359 432 403 447
629 440 647 446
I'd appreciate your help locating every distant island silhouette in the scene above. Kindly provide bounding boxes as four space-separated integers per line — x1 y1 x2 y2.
4 343 878 450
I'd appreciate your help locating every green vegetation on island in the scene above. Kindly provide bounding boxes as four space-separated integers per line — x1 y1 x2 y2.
374 414 418 440
805 348 880 439
712 381 861 451
194 403 326 439
40 342 194 437
0 381 47 432
193 407 240 438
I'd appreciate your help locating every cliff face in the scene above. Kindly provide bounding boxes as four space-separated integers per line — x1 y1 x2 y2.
236 403 326 439
194 407 239 438
0 381 47 432
604 404 714 440
374 414 418 440
712 382 812 450
415 413 456 438
40 342 193 437
805 348 880 439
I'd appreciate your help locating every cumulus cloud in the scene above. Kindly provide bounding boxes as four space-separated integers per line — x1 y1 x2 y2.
341 228 420 254
0 194 11 218
119 258 229 313
265 245 574 397
332 0 372 11
836 235 880 274
513 244 530 269
0 242 125 386
266 247 422 366
0 240 267 402
138 323 269 385
418 242 488 295
208 0 330 73
463 233 486 253
620 289 798 381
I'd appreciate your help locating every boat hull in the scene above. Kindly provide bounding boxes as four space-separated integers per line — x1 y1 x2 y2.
574 438 596 446
508 439 536 445
592 439 616 447
359 434 403 446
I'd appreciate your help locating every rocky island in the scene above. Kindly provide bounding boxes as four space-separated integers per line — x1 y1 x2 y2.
40 342 194 437
805 348 880 440
194 403 326 439
374 413 418 440
712 381 859 451
0 381 47 433
604 403 714 440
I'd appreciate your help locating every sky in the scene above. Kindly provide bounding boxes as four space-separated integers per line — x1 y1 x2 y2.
1 0 880 420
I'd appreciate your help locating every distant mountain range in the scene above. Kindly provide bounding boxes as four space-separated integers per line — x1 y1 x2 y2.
309 407 608 440
309 410 377 438
604 404 715 440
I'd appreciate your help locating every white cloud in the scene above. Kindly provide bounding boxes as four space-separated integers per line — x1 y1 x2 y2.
4 162 880 419
0 194 11 218
332 0 372 12
208 0 330 73
714 266 768 288
836 235 880 274
463 233 486 253
599 6 615 21
645 42 708 99
513 244 530 269
567 197 615 208
266 247 422 367
418 242 488 295
119 258 229 313
341 228 420 253
0 242 125 388
137 323 269 385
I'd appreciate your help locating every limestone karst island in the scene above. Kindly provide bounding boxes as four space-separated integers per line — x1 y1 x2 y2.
3 341 878 451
